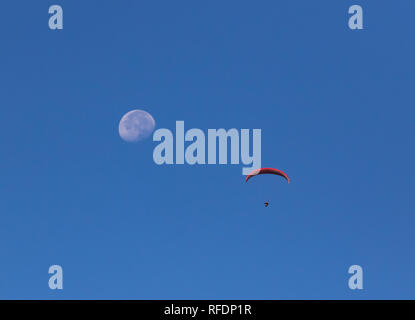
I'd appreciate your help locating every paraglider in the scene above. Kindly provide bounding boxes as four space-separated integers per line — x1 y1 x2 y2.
245 168 290 207
245 168 290 183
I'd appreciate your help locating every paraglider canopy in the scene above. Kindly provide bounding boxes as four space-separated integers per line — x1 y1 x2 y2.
245 168 290 183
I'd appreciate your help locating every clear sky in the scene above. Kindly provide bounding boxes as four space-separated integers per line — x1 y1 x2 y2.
0 1 414 299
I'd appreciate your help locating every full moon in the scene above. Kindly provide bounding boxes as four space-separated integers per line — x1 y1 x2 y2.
118 109 156 142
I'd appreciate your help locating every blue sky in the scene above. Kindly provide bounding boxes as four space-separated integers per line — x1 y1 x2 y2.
0 1 414 299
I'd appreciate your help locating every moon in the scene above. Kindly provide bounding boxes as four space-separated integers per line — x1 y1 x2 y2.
118 109 156 142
